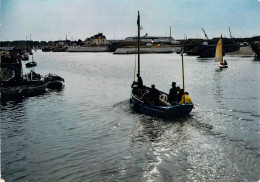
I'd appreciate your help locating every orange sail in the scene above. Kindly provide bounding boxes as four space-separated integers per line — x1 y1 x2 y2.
215 36 223 63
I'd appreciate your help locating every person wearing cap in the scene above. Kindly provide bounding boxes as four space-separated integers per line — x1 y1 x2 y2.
168 82 177 103
180 92 194 108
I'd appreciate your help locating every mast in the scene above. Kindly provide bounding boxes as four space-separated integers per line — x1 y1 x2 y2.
181 49 185 104
137 11 140 76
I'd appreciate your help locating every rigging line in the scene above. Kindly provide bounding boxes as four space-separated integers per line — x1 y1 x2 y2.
134 54 136 81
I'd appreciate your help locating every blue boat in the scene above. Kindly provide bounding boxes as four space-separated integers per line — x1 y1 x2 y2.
130 11 193 118
130 86 193 118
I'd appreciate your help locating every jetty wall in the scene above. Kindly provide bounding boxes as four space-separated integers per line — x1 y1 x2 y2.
113 47 174 54
66 47 110 52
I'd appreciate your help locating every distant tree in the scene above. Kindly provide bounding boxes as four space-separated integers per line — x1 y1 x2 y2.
77 39 84 46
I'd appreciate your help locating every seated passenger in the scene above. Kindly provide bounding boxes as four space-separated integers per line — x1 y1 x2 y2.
177 88 184 102
180 92 195 108
224 60 228 65
137 74 143 89
148 84 160 105
168 82 177 103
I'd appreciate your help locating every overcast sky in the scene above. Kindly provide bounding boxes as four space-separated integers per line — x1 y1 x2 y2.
1 0 260 41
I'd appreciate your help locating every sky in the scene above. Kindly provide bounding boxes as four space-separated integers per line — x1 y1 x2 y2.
0 0 260 41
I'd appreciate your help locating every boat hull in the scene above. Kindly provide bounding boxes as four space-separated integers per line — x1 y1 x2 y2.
130 87 193 118
251 41 260 59
219 64 228 68
46 80 64 90
1 81 47 99
26 62 37 68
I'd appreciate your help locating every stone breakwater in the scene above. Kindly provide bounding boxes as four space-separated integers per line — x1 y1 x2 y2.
66 47 110 52
225 46 255 57
113 47 174 54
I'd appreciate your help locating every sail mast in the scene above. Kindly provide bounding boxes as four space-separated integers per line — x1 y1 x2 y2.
181 49 185 104
137 11 140 76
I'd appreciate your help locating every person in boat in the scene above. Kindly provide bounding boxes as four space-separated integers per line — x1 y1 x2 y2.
220 60 227 66
148 84 160 105
177 88 184 102
176 86 180 97
131 74 143 88
137 74 143 89
180 92 194 108
168 82 177 104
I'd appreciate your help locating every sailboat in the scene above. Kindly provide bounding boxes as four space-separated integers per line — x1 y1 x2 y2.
26 54 37 68
216 36 228 68
21 53 29 61
130 11 193 118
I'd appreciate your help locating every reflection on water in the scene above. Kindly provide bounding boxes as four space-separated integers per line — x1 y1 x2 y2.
1 52 259 181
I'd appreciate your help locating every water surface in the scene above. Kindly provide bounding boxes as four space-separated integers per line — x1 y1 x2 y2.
1 51 259 181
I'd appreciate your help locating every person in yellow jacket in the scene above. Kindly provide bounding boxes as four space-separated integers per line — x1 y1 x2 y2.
180 92 195 108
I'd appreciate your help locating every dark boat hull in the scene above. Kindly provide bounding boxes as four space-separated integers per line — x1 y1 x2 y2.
44 73 65 90
46 80 64 90
26 62 37 68
251 41 260 59
1 81 47 99
219 64 228 68
130 87 193 118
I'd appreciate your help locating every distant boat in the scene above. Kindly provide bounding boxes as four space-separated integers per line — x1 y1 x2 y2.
184 38 240 58
42 46 52 52
251 41 260 59
216 36 228 68
130 11 193 118
26 54 37 68
21 53 29 61
44 73 65 90
52 45 68 52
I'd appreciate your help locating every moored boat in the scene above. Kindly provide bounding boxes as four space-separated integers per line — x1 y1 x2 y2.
251 41 260 59
42 46 52 52
21 53 29 61
25 54 37 68
44 73 65 90
25 61 37 67
1 81 47 99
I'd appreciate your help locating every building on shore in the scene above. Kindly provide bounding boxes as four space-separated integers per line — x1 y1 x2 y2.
84 33 107 46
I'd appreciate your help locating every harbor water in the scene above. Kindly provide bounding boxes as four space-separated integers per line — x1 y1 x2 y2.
1 51 259 181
